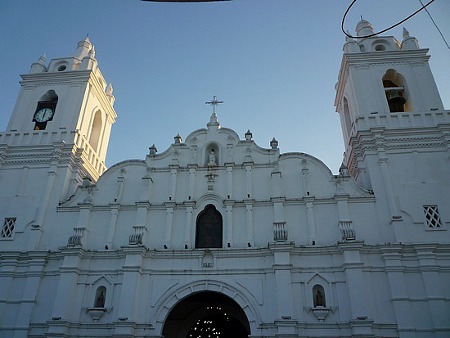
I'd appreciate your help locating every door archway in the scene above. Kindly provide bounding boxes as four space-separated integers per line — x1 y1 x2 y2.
162 291 250 338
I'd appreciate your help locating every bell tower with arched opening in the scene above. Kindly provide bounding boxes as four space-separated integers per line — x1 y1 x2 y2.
0 38 117 245
335 20 449 237
4 36 117 182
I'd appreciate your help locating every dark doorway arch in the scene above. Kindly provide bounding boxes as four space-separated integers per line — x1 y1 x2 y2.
162 291 250 338
195 204 223 248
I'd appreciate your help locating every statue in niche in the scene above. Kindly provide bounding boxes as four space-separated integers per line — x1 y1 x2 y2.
95 290 105 308
314 289 325 307
208 149 217 166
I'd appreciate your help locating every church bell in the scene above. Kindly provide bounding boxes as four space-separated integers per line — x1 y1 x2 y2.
386 89 406 112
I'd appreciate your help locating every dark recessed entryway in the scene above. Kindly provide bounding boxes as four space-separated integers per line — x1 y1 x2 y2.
162 291 250 338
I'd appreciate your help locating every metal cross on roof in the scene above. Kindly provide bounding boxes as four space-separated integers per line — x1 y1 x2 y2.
205 96 224 115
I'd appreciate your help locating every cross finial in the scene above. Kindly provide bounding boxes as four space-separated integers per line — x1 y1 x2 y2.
205 96 224 115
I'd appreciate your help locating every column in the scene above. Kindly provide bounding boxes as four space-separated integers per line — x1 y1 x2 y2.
271 171 281 198
169 166 178 201
0 255 17 330
165 202 175 248
382 247 416 338
75 204 92 247
226 166 233 199
270 244 296 335
48 250 83 337
245 200 254 246
105 205 119 250
417 247 449 337
15 253 46 336
302 166 311 196
245 164 252 198
340 242 373 337
337 196 355 241
139 174 153 202
305 198 316 245
114 170 125 203
224 200 234 247
114 247 145 337
187 166 196 201
16 166 29 196
28 163 57 250
134 201 149 246
378 153 400 219
184 203 194 248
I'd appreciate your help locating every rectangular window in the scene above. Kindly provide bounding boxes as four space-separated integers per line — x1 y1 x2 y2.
1 218 16 238
423 205 443 229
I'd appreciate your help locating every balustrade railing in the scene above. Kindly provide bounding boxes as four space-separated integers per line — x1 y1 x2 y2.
273 222 287 242
339 221 355 241
129 225 147 245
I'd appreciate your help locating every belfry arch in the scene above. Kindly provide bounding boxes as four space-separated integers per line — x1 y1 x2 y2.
155 281 260 337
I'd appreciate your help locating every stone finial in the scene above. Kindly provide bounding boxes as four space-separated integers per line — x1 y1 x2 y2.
106 83 113 96
88 45 96 59
270 137 278 149
245 130 252 141
30 54 47 73
403 27 410 39
105 83 115 105
149 144 157 157
174 134 182 144
401 27 420 50
344 31 360 54
339 163 349 176
74 36 92 60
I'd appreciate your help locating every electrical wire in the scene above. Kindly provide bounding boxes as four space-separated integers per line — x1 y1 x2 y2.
342 0 435 39
419 0 450 49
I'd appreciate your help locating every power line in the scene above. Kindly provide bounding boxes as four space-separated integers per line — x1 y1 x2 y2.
419 0 450 50
342 0 435 39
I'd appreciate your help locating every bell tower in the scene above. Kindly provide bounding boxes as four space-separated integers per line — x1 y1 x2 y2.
335 20 449 234
0 37 117 250
4 36 117 181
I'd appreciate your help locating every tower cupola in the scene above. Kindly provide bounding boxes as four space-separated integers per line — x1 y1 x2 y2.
356 19 375 38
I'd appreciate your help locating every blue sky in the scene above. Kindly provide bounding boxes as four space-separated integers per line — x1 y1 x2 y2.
1 0 449 172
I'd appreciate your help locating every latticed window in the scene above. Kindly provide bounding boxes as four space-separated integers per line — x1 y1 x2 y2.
423 205 443 228
1 218 16 238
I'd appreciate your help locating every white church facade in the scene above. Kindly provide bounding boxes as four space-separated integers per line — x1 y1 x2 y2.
0 20 449 338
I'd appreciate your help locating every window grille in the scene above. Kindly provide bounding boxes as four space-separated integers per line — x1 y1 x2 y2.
1 218 16 238
423 205 443 228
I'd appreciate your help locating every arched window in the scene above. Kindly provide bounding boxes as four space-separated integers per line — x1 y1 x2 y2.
382 69 409 113
195 205 223 249
94 286 106 308
33 90 58 130
89 110 103 151
313 284 326 307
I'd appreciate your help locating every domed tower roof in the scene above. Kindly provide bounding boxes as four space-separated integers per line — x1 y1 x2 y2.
356 19 375 38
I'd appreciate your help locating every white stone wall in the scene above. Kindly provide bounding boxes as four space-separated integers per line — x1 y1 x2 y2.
1 29 450 337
